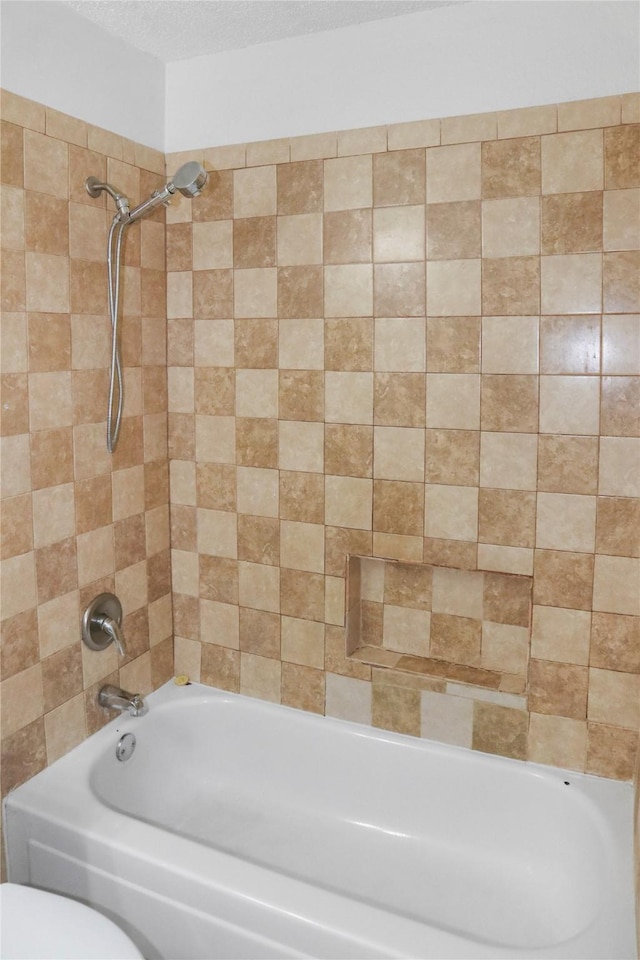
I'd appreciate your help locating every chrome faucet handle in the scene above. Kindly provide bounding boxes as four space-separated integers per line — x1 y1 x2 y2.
91 614 126 657
82 593 127 657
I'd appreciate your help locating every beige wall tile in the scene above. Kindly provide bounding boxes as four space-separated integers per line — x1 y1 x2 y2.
538 435 598 495
290 131 337 162
235 267 278 318
375 262 425 318
373 205 424 262
325 372 373 424
482 316 539 374
236 466 279 518
421 689 473 747
338 125 387 156
541 130 603 194
239 651 281 702
281 616 325 668
246 138 289 167
424 484 478 542
24 131 68 199
541 253 602 314
200 600 239 649
482 197 540 258
531 605 590 665
539 375 600 436
277 213 323 266
602 315 640 375
193 221 233 270
374 317 425 372
528 713 587 771
374 426 425 482
477 544 533 576
599 437 640 498
603 250 640 313
383 604 430 656
278 420 324 473
426 374 480 430
426 259 481 316
1 663 44 738
76 526 114 586
280 520 324 574
325 475 372 530
604 124 640 190
388 119 439 151
234 165 276 218
426 142 481 203
373 149 425 207
324 155 372 211
557 96 620 132
482 137 540 199
593 555 640 616
588 667 640 728
325 672 372 724
324 264 373 317
480 432 538 491
279 317 324 370
31 483 75 548
539 315 600 375
497 104 557 139
44 693 86 764
0 551 36 620
442 110 497 146
536 491 597 553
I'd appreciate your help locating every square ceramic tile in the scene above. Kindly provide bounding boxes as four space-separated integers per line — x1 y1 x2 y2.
324 155 372 211
324 264 373 317
541 130 603 194
602 315 640 375
541 254 602 314
374 317 426 372
481 317 539 374
424 484 478 541
325 475 372 530
373 426 425 482
539 376 600 435
426 374 480 429
480 432 538 491
482 197 540 258
277 213 323 266
426 260 481 316
373 205 425 262
536 492 597 553
426 143 481 202
325 371 373 424
234 166 277 217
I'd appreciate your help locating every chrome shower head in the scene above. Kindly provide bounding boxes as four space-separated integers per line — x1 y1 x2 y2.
168 161 208 198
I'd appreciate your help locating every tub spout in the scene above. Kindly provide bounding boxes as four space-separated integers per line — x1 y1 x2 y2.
99 684 147 717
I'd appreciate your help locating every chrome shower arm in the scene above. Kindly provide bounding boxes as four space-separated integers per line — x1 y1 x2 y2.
85 176 130 219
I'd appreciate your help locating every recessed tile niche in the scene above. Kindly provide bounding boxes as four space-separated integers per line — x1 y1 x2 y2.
346 557 532 695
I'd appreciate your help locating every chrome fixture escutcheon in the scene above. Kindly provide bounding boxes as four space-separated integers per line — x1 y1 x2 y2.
82 593 126 656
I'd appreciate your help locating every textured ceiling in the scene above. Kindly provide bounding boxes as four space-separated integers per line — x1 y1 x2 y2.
63 0 464 62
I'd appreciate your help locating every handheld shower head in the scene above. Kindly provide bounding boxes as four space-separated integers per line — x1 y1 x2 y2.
169 161 208 198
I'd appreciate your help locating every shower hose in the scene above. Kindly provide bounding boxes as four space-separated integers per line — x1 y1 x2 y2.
106 216 129 453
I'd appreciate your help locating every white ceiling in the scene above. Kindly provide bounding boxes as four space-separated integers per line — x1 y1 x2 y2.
62 0 464 62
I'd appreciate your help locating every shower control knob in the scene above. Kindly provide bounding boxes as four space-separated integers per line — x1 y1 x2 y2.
82 593 126 656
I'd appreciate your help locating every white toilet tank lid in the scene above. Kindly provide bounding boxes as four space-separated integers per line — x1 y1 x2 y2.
0 883 144 959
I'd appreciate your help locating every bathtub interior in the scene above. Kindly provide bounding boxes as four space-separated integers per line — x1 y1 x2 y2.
87 690 615 952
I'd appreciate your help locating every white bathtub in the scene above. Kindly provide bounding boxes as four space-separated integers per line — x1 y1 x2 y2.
4 681 637 960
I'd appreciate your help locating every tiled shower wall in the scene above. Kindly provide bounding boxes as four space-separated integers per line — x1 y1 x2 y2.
0 90 638 793
0 90 173 800
166 93 640 780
